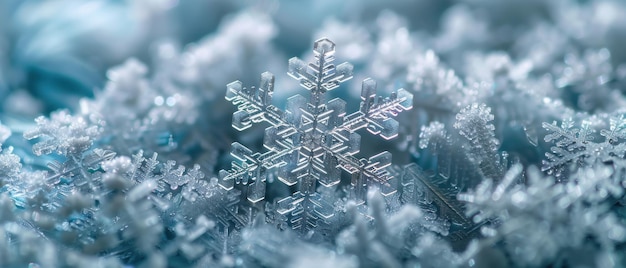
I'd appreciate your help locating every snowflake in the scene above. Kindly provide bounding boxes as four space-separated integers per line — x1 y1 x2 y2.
220 38 413 232
542 114 626 180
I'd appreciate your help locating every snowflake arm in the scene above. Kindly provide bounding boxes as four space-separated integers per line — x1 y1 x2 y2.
287 38 354 96
339 78 413 140
226 72 284 131
542 118 593 175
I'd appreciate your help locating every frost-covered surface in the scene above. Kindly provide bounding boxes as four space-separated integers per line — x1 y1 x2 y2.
3 0 626 267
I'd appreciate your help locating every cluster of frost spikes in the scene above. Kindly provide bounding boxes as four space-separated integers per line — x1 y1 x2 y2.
0 111 247 267
459 164 626 267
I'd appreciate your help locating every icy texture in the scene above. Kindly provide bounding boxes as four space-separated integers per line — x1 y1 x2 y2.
3 1 626 267
459 165 626 267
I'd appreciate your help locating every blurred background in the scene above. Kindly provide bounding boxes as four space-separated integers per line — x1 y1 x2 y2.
1 0 626 117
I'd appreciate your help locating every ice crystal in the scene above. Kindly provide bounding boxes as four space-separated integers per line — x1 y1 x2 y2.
220 38 413 229
454 103 506 180
543 114 626 181
23 110 102 156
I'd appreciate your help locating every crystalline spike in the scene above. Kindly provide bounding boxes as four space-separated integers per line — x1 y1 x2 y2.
335 62 354 81
225 81 242 101
232 110 252 131
314 38 336 55
263 127 282 151
288 57 309 82
367 151 392 170
247 179 266 203
259 72 275 106
396 88 413 110
327 98 346 127
230 142 254 162
360 78 377 112
218 170 234 190
380 175 398 196
316 153 341 187
378 118 400 140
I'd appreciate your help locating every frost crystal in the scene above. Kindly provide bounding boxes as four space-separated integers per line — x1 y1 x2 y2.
459 165 626 267
543 115 626 181
23 110 102 156
220 38 412 232
454 103 505 180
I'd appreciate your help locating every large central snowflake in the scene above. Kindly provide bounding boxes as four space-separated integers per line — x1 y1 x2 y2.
219 38 413 230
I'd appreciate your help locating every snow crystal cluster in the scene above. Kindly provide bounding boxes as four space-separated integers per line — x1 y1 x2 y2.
2 0 626 267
